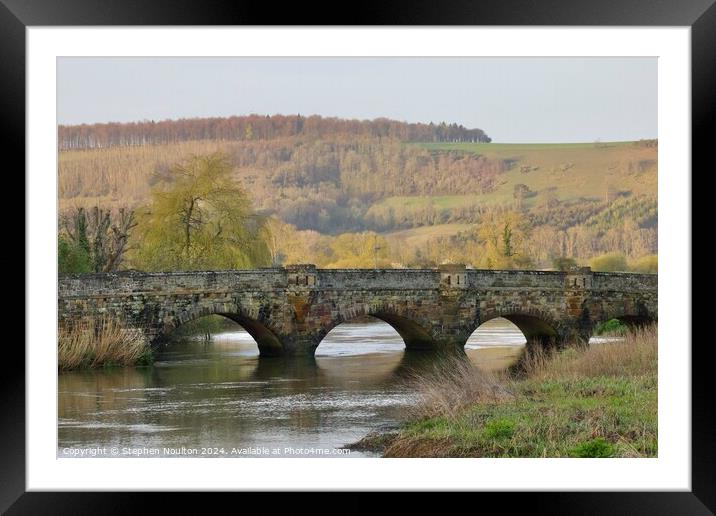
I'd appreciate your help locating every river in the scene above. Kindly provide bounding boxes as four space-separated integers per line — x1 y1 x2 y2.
57 318 530 458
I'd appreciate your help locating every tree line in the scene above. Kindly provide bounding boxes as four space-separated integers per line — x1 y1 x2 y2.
226 206 658 272
58 114 491 150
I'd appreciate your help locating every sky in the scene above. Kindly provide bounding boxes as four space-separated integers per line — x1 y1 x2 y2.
57 57 657 143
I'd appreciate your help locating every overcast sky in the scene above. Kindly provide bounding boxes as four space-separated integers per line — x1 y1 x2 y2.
57 57 657 143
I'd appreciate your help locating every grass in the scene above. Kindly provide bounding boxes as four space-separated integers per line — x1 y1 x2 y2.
58 316 151 370
353 324 657 458
571 438 615 458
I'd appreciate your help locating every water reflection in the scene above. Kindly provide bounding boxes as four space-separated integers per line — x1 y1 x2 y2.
58 318 526 458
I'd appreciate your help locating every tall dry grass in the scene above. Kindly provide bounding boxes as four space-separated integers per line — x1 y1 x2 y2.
517 324 657 381
58 316 149 370
406 324 657 421
404 354 514 420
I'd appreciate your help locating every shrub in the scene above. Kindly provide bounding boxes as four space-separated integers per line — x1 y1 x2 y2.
483 418 515 439
630 254 657 273
589 252 628 272
594 318 627 336
553 257 578 271
570 438 614 458
58 236 92 273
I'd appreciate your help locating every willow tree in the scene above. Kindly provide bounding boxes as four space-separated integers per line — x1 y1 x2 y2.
130 153 271 271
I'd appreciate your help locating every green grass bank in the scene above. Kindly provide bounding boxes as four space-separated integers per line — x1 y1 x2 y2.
352 324 657 458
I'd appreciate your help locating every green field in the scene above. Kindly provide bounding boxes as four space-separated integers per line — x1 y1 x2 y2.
383 223 473 248
417 141 636 152
374 141 657 213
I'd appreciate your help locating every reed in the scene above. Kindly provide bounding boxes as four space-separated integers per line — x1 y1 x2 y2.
402 353 514 421
58 316 150 370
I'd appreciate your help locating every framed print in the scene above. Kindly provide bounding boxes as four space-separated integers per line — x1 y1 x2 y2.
5 0 711 512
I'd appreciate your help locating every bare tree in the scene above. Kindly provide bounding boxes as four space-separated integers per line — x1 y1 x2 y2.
61 207 137 272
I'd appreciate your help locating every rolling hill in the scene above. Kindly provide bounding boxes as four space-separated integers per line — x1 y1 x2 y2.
57 116 657 270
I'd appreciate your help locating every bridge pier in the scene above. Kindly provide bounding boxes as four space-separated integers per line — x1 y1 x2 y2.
273 333 320 357
430 337 471 356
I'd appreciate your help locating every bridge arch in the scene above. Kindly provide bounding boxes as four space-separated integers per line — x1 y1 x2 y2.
159 304 285 357
466 317 527 346
593 313 656 335
612 314 655 326
594 299 657 332
474 307 563 348
316 303 435 351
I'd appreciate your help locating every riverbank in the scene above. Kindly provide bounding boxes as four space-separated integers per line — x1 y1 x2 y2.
350 325 657 457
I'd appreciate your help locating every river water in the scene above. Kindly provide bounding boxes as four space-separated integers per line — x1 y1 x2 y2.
57 318 529 458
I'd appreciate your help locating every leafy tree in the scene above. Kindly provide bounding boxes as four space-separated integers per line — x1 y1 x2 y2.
589 252 628 272
630 254 657 273
327 232 389 268
58 235 92 273
476 209 532 269
130 153 271 271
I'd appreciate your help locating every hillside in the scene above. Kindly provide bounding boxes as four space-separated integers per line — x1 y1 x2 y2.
58 139 656 220
57 117 657 271
416 141 656 206
366 141 656 232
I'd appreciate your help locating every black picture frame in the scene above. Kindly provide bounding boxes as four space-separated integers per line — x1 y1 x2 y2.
5 0 709 512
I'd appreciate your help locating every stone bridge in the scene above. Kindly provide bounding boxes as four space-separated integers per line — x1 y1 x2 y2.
58 264 657 356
